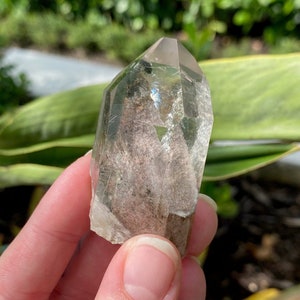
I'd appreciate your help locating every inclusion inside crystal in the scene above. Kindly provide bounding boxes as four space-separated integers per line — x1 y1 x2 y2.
90 37 213 255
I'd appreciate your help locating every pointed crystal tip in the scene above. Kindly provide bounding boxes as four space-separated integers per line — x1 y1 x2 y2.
144 37 203 77
90 37 213 255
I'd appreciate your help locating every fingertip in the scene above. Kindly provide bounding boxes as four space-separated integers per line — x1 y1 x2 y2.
187 194 218 256
96 235 181 300
179 256 206 300
199 193 218 212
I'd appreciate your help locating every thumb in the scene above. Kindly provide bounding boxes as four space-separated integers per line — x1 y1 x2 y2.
96 234 182 300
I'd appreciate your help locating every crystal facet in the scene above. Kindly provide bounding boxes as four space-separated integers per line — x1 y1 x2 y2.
90 37 213 255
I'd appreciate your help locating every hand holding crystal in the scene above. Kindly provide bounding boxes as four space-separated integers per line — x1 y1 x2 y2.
0 154 217 299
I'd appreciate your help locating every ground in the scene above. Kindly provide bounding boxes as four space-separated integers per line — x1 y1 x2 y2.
204 176 300 299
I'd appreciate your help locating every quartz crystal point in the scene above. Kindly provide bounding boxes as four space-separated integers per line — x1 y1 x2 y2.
90 37 213 255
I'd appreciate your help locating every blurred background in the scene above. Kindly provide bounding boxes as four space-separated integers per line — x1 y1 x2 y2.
1 1 300 299
1 0 300 64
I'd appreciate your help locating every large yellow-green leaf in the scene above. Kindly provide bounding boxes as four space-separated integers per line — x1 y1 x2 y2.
0 85 105 149
201 53 300 141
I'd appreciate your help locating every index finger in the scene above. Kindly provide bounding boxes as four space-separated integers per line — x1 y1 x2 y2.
0 154 92 299
187 194 218 256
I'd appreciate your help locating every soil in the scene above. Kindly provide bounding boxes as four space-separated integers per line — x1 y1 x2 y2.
1 175 300 299
204 176 300 299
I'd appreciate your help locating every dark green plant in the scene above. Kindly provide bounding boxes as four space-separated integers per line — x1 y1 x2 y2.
0 10 163 63
96 24 162 62
0 12 32 47
182 0 227 60
2 0 299 44
66 21 101 52
0 56 32 115
27 13 70 50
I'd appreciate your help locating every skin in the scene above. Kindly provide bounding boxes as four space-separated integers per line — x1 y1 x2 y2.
0 154 218 300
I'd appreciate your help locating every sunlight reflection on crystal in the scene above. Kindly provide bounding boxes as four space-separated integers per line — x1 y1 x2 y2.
150 84 161 109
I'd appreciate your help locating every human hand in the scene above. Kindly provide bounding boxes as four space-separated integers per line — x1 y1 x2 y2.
0 154 218 299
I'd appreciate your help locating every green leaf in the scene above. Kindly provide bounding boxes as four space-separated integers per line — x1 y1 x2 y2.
0 164 63 188
201 53 300 141
0 84 105 149
206 143 297 163
0 135 93 167
204 143 300 180
0 134 94 155
0 146 90 167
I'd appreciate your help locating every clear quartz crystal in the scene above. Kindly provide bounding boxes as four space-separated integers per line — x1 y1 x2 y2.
90 37 213 255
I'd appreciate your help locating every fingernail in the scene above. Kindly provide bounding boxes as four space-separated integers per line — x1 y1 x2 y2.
84 149 92 156
124 236 180 300
199 193 218 212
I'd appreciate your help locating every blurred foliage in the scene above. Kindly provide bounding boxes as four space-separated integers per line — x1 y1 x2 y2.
200 181 238 218
1 0 300 38
0 12 162 63
0 0 300 60
0 0 183 31
0 55 32 115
